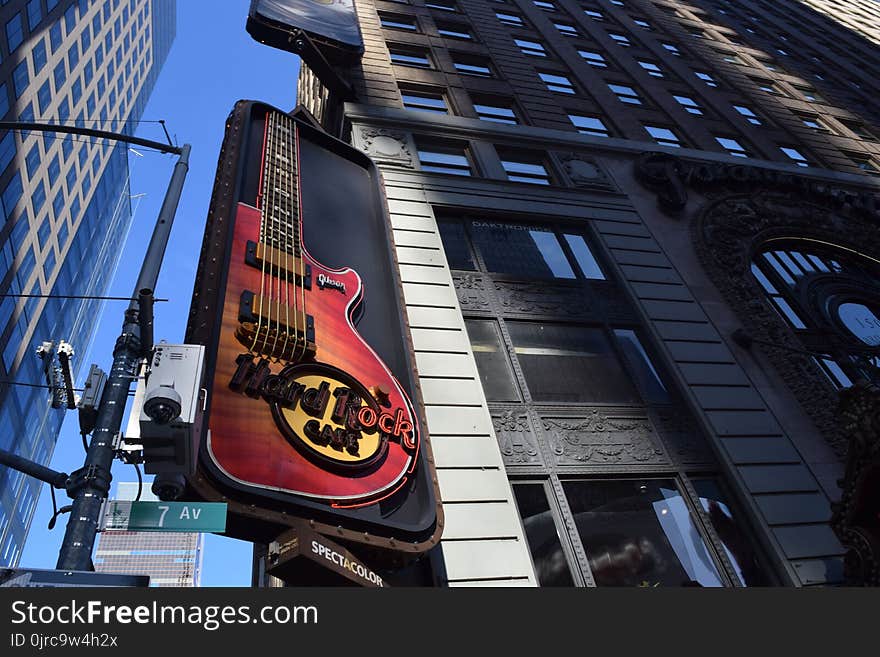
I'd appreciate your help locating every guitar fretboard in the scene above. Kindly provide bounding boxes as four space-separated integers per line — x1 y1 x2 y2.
259 111 299 257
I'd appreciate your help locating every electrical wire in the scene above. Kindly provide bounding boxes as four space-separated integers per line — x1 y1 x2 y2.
134 462 143 501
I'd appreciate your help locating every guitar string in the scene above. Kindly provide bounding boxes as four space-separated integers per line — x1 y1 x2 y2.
262 110 277 359
286 111 302 364
280 112 292 362
293 115 308 364
269 109 283 361
250 110 271 356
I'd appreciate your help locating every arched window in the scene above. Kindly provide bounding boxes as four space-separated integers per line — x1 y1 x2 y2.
751 239 880 389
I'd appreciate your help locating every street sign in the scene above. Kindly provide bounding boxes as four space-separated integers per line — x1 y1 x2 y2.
101 501 227 533
0 568 149 587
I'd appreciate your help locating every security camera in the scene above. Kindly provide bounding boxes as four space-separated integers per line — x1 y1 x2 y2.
142 385 182 425
152 473 186 501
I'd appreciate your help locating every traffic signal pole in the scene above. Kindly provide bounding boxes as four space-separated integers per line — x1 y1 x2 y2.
55 144 191 571
0 120 191 571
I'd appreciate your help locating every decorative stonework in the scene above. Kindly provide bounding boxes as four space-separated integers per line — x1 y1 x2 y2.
556 153 614 190
353 126 415 168
542 410 666 466
495 281 592 318
453 273 491 311
653 410 714 466
493 410 542 465
832 381 880 586
692 190 880 457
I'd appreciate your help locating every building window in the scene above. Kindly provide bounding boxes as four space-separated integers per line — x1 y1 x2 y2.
584 9 605 21
12 61 29 99
644 125 682 147
26 0 42 31
436 21 473 40
379 13 418 31
498 151 552 185
539 71 575 94
848 154 880 175
794 85 824 103
578 50 607 67
842 120 876 141
631 17 651 29
637 60 664 78
472 96 518 124
694 71 718 87
6 13 23 53
608 83 641 105
674 95 703 115
495 11 523 27
452 53 494 77
534 1 556 10
734 105 761 125
568 114 611 137
389 45 432 68
401 89 449 113
715 136 751 158
779 146 810 167
425 0 458 11
32 40 47 75
555 22 579 37
608 32 631 46
416 142 472 176
515 38 546 57
800 115 831 132
662 42 682 56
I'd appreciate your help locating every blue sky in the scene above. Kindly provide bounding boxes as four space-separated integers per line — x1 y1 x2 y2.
21 1 301 586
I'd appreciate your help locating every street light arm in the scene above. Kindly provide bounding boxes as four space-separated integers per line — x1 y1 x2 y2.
0 121 183 155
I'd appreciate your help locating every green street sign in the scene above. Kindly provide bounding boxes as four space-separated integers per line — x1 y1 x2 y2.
102 501 227 533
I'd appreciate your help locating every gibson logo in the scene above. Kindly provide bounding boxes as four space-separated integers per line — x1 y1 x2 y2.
317 273 346 293
229 356 414 470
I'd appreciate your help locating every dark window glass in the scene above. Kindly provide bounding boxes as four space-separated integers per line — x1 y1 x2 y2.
12 61 29 98
6 13 23 53
32 40 47 74
692 479 769 586
563 479 725 587
0 131 15 175
50 21 62 52
465 319 520 402
508 323 639 403
0 83 8 118
402 90 448 113
25 143 40 178
26 0 41 30
613 329 669 403
473 98 517 124
389 46 432 68
437 221 475 270
470 223 572 279
38 80 52 115
513 484 575 586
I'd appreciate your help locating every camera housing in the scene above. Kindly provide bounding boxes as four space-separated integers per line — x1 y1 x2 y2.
136 343 206 478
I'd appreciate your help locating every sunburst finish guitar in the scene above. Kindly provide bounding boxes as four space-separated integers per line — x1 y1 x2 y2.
188 102 436 539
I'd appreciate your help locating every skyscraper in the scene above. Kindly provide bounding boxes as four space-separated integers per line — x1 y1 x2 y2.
290 0 880 586
94 482 203 587
0 0 175 567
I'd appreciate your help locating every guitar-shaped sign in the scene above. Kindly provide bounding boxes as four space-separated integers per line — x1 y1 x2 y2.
201 106 423 514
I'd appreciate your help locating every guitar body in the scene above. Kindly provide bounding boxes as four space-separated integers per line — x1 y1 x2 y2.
208 201 417 504
187 101 440 550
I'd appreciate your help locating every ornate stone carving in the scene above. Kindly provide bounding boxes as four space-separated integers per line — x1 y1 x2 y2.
353 126 415 168
452 273 491 311
542 410 666 465
494 281 591 317
692 190 880 457
634 151 688 213
556 153 613 190
493 410 542 465
831 381 880 586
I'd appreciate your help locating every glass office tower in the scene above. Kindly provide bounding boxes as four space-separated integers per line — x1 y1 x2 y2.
0 0 176 567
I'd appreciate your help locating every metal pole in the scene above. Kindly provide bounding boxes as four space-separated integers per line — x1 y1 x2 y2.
56 144 191 571
0 447 68 489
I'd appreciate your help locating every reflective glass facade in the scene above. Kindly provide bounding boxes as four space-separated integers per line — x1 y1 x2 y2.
0 0 176 567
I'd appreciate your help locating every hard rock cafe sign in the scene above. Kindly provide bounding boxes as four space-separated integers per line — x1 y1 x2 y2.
186 101 441 567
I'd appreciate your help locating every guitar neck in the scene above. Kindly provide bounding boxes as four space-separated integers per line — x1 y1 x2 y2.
259 111 300 259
